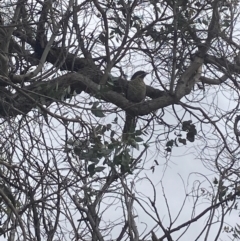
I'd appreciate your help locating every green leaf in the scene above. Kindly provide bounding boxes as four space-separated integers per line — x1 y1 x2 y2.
219 187 228 199
223 19 231 27
178 138 186 145
88 164 95 177
202 19 208 26
135 137 144 142
73 146 82 155
91 104 105 118
166 140 174 147
91 102 105 117
110 130 115 138
106 124 111 130
182 120 192 131
108 143 114 149
213 177 218 185
94 166 106 172
132 16 141 21
113 154 122 165
89 157 99 163
187 132 195 142
78 150 94 160
135 130 142 136
100 148 112 156
166 147 172 152
67 138 75 145
113 117 118 123
130 140 139 150
63 146 72 153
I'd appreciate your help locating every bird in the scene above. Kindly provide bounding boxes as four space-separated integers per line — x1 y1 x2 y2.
122 71 148 141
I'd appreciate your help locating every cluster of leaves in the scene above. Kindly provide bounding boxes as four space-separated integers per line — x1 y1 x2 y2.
222 222 240 239
66 118 146 177
182 120 197 142
212 177 240 203
165 120 197 152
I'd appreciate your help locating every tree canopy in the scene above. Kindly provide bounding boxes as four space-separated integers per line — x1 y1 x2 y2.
1 0 240 240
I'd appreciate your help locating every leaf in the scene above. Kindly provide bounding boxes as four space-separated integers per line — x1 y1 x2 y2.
178 138 187 145
94 166 106 172
67 138 75 145
63 146 72 153
73 146 82 155
132 16 141 21
78 150 95 160
110 131 115 138
43 112 49 124
130 140 139 150
135 137 144 142
219 187 228 200
187 132 195 142
189 125 197 135
108 143 114 150
182 120 192 131
135 130 142 136
113 117 118 123
120 153 131 174
100 148 112 156
88 164 95 177
166 140 174 147
89 157 99 163
223 19 231 27
166 147 172 152
113 154 122 165
106 124 111 130
202 19 208 26
213 177 218 185
91 104 105 118
99 32 106 43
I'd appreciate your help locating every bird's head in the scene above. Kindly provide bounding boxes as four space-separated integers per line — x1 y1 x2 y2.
131 71 148 80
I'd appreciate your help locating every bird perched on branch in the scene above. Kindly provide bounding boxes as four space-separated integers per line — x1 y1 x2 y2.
123 71 148 141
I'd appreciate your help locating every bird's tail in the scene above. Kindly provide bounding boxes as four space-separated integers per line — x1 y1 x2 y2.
122 112 136 141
